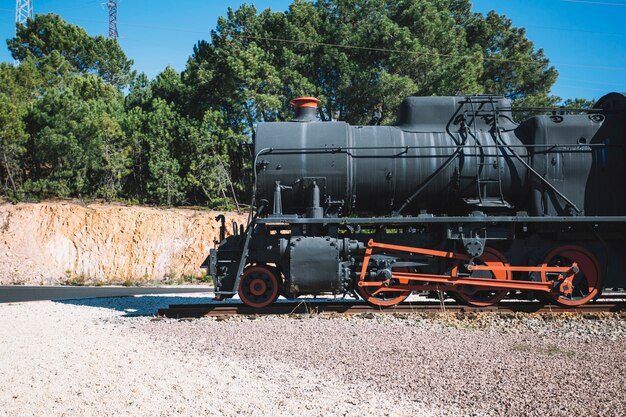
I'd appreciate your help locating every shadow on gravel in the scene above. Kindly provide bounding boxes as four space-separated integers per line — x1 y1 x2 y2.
56 295 235 317
55 295 363 317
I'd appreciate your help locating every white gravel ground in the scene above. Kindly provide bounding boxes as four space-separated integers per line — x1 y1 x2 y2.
0 294 624 417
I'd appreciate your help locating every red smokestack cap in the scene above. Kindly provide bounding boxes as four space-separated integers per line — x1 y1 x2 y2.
290 96 321 109
290 96 320 122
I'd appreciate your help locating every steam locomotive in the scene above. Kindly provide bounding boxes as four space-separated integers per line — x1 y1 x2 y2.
206 92 626 308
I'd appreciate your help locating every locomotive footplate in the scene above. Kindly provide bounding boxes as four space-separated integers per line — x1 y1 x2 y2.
358 239 578 299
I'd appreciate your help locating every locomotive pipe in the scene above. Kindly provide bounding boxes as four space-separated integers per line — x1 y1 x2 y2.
273 181 282 215
393 133 470 215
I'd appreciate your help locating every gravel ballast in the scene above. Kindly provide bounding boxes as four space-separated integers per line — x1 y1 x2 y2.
0 296 624 416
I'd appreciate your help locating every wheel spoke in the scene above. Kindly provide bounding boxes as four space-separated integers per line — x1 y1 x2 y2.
357 266 411 307
453 247 510 307
540 245 602 307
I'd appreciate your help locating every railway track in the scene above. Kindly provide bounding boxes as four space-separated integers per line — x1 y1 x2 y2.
157 299 626 319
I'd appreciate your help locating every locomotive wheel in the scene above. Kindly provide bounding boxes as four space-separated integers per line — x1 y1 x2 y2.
356 267 412 307
238 265 279 309
452 247 511 307
540 245 602 307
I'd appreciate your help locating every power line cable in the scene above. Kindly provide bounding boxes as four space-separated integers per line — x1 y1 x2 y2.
524 24 626 37
559 77 626 88
558 84 623 92
560 0 626 6
35 1 103 15
9 9 626 72
17 9 626 39
43 18 626 72
236 33 626 72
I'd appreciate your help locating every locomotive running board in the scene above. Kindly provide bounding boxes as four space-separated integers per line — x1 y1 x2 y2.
357 240 577 296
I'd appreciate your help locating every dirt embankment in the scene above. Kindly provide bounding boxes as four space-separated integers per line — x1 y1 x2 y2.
0 202 245 285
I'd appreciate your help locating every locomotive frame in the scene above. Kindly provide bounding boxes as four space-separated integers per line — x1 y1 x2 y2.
206 93 626 308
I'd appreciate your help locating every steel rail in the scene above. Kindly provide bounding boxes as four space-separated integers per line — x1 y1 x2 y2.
156 300 625 319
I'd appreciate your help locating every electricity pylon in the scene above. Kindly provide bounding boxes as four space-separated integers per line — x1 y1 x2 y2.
108 0 118 38
15 0 33 27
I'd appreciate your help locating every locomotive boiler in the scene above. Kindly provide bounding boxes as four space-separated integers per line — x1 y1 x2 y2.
206 93 626 308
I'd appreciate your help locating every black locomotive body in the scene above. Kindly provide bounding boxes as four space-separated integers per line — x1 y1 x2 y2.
207 93 626 308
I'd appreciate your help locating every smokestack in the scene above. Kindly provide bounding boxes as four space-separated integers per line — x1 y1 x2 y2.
290 96 320 122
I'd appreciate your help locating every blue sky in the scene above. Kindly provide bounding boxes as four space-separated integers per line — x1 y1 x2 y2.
1 0 624 101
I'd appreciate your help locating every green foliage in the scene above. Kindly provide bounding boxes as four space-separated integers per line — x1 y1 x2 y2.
0 89 27 200
184 0 560 126
141 99 186 205
0 5 598 207
22 79 127 198
562 98 596 110
7 14 134 88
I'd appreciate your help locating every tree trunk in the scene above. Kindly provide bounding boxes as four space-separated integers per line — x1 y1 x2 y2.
2 151 18 196
214 152 240 213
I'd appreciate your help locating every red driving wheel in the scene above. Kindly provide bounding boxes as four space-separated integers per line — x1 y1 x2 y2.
356 266 412 307
452 247 511 307
238 265 280 309
540 245 602 307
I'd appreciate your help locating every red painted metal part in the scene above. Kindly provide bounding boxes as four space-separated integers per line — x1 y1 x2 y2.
238 266 280 309
249 278 267 296
357 267 412 307
453 247 510 307
468 264 578 273
357 239 578 297
356 245 413 306
290 96 321 108
540 245 602 306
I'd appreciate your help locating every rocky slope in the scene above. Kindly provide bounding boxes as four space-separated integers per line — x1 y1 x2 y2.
0 202 245 285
